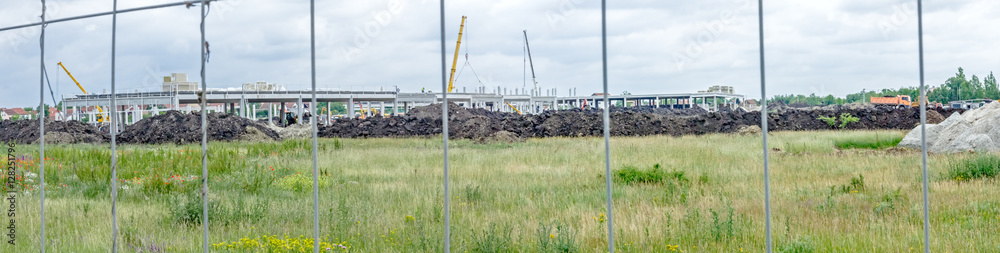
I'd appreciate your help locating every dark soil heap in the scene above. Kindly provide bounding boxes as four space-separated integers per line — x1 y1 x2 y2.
118 111 280 144
318 103 962 140
0 119 109 144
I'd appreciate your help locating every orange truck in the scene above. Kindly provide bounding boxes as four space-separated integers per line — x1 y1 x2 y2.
870 95 942 109
870 95 912 108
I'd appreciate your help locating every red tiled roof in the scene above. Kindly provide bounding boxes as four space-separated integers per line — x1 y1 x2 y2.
10 108 30 115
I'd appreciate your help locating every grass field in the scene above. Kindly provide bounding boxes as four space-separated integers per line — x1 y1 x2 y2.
3 130 999 252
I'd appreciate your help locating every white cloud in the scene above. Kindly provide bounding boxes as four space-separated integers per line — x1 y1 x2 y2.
1 0 998 107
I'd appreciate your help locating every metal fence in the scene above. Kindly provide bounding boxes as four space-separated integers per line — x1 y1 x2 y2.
3 0 933 252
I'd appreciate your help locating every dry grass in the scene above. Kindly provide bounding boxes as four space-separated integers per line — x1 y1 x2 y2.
3 130 998 252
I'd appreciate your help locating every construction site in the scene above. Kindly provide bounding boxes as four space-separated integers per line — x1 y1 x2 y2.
3 1 1000 253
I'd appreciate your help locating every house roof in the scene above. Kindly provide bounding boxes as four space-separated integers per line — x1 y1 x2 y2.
10 108 31 115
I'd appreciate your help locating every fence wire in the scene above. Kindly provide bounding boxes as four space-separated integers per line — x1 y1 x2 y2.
4 1 942 252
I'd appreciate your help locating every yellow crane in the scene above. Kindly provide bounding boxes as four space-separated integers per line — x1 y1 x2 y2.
57 62 106 123
447 16 467 93
505 102 522 115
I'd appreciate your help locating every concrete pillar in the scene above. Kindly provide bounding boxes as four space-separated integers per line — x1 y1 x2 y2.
268 103 273 125
310 101 316 125
392 99 398 116
280 102 286 126
297 96 304 124
327 102 332 124
380 102 386 117
348 97 355 118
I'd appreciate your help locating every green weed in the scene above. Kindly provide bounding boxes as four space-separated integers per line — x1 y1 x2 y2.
536 221 577 253
470 222 515 253
834 134 903 149
779 236 816 253
947 154 1000 181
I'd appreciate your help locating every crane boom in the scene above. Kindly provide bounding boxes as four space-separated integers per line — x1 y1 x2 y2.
57 62 105 123
523 30 537 92
447 16 467 93
505 102 522 115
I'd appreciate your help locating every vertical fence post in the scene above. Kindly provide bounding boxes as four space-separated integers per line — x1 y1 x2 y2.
916 0 931 252
756 0 772 252
438 1 451 252
599 1 615 252
310 0 320 252
200 1 209 252
38 1 47 252
110 0 120 251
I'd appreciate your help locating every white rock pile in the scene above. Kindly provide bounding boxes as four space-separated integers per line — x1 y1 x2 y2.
899 101 1000 153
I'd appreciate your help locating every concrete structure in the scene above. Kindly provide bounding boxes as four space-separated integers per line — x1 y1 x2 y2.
950 99 995 110
60 77 748 126
161 73 198 92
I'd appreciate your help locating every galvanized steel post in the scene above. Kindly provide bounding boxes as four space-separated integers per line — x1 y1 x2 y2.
916 1 931 252
757 0 773 252
600 0 615 252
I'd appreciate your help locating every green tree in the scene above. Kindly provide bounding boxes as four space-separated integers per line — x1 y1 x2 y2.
970 75 984 99
985 72 999 99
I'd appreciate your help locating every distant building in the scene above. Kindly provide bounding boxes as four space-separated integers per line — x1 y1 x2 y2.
699 85 735 94
242 81 284 91
0 108 10 120
161 73 199 92
950 99 995 110
4 108 35 120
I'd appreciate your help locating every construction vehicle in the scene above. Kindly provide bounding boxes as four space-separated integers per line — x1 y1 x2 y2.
446 16 467 93
910 97 943 109
870 95 912 108
355 101 366 119
57 62 106 123
505 102 522 115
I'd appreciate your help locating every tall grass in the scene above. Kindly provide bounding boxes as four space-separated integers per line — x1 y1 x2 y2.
947 153 1000 181
4 131 998 252
833 133 904 149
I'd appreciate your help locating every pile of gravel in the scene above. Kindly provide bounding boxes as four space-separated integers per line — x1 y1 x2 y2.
899 101 1000 153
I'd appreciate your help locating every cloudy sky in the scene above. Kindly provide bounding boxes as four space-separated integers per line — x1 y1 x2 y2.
1 0 997 107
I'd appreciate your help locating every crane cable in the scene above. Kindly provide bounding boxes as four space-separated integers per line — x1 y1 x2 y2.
451 19 486 90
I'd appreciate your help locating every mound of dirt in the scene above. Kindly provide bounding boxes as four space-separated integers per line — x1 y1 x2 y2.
735 125 763 136
0 119 109 144
118 111 280 144
266 123 313 139
317 103 960 140
899 102 1000 153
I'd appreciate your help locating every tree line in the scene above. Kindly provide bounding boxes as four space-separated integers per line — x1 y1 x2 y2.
770 67 998 106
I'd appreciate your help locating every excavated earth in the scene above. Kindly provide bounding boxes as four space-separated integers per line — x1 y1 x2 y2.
0 103 960 144
317 103 961 140
117 110 280 144
0 119 109 144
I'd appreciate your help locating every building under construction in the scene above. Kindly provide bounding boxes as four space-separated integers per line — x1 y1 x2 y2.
58 74 747 127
